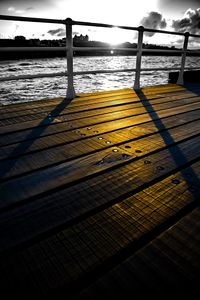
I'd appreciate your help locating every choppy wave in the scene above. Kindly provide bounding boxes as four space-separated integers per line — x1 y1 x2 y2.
0 55 199 105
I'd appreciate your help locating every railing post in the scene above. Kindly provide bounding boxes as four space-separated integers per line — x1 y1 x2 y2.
134 26 144 90
177 32 190 85
66 18 76 100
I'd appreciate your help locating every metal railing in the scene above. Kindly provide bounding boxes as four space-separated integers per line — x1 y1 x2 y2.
0 15 200 99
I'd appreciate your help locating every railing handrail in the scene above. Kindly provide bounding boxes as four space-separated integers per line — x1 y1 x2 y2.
1 14 200 98
2 46 200 54
1 14 200 38
0 14 65 24
1 66 200 82
2 46 200 55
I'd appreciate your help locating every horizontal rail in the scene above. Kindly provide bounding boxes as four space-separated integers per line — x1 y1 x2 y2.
141 49 182 54
72 20 138 31
73 48 185 54
73 47 138 52
72 20 200 38
0 46 137 53
0 72 66 81
74 21 200 38
0 14 65 24
2 46 200 55
0 69 136 82
140 67 200 71
0 46 179 53
143 27 185 36
0 47 66 52
187 50 200 55
1 15 200 38
1 66 199 82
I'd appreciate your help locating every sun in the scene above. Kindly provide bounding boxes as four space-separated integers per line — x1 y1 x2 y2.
97 27 127 45
106 27 122 45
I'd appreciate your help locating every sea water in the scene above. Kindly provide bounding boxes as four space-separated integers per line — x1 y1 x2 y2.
0 55 200 105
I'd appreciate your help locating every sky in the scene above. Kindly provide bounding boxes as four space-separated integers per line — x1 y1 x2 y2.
0 0 200 47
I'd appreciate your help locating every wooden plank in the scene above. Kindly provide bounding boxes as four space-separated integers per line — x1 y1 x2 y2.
1 96 200 150
75 207 200 299
1 101 200 149
1 105 200 159
80 101 200 134
0 93 138 122
1 132 200 250
0 92 153 120
0 87 143 114
0 90 194 127
1 117 200 180
77 84 184 98
0 88 198 122
1 94 200 134
0 160 199 297
0 84 189 124
0 84 184 114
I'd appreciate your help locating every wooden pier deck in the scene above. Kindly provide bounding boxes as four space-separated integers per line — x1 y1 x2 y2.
1 83 200 299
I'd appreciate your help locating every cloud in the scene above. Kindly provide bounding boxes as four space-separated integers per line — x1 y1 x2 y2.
48 29 86 39
8 6 15 11
3 0 54 5
26 7 34 11
88 28 97 32
3 0 55 14
172 8 200 34
15 10 25 14
140 12 167 36
7 6 32 14
48 28 65 37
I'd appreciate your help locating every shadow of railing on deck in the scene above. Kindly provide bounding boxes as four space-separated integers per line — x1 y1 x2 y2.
135 86 200 199
0 97 73 180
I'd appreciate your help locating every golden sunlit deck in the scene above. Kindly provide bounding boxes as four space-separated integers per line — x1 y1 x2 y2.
1 83 200 298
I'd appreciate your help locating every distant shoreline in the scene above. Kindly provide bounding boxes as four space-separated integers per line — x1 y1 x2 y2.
1 34 199 61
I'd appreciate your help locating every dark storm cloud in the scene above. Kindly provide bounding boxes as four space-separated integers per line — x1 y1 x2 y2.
140 12 167 36
172 8 200 34
48 28 65 37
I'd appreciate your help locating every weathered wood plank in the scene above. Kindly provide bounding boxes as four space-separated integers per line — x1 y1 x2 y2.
81 101 200 134
1 126 200 207
1 117 200 180
74 206 200 299
1 101 200 149
0 92 157 121
0 84 189 124
0 84 185 114
0 131 200 252
1 93 200 138
1 104 200 160
0 88 198 122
